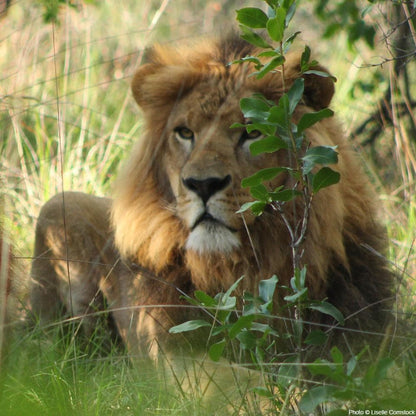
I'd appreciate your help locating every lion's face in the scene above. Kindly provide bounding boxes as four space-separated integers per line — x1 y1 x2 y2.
116 36 336 267
161 78 282 254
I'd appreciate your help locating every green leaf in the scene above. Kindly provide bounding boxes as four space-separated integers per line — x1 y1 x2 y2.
241 167 286 188
233 122 276 137
302 145 338 175
208 339 226 361
236 200 266 215
216 294 236 310
259 275 278 303
249 135 288 156
251 322 278 335
257 50 280 58
236 8 268 28
292 266 307 290
307 358 335 378
251 201 267 216
307 353 346 385
266 9 286 42
312 167 340 193
268 95 290 129
230 122 246 129
277 357 299 388
346 355 357 376
300 45 311 72
231 55 261 67
191 290 233 323
254 55 285 79
194 290 217 307
304 330 328 346
249 184 270 201
240 97 270 121
299 386 338 414
222 275 245 303
211 324 228 337
264 0 278 7
287 78 304 115
236 330 257 350
269 189 301 202
247 122 276 136
285 1 297 25
229 315 255 339
242 292 261 315
304 69 336 81
240 26 273 49
297 108 334 133
308 302 345 325
284 287 308 303
330 346 344 365
169 320 211 334
283 31 301 53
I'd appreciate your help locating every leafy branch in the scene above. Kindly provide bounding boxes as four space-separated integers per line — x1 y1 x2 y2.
234 78 339 269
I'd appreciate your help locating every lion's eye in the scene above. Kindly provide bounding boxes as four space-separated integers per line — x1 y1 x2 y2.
240 129 262 143
175 126 194 141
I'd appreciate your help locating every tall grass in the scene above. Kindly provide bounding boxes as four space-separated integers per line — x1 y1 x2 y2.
2 325 218 416
1 0 415 414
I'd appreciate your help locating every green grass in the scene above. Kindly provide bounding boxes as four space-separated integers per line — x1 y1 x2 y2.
1 323 265 416
1 327 192 416
1 0 416 414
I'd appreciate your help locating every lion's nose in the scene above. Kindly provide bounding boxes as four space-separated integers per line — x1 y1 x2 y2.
182 175 231 204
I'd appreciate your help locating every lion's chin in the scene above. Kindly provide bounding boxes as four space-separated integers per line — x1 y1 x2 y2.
185 222 240 254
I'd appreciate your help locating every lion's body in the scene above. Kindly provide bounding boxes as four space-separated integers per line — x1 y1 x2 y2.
30 35 393 359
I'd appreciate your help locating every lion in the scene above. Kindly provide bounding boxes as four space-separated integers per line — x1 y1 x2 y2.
30 34 394 364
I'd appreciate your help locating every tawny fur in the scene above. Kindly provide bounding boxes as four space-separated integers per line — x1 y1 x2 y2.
30 35 393 360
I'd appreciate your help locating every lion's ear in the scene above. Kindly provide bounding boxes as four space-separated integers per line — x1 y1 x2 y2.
131 61 200 112
302 66 335 110
284 54 335 110
131 63 161 109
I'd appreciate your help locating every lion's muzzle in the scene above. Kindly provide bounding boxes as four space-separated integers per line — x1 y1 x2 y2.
181 174 240 253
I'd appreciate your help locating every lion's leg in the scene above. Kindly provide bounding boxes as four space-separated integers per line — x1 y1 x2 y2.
30 192 115 335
